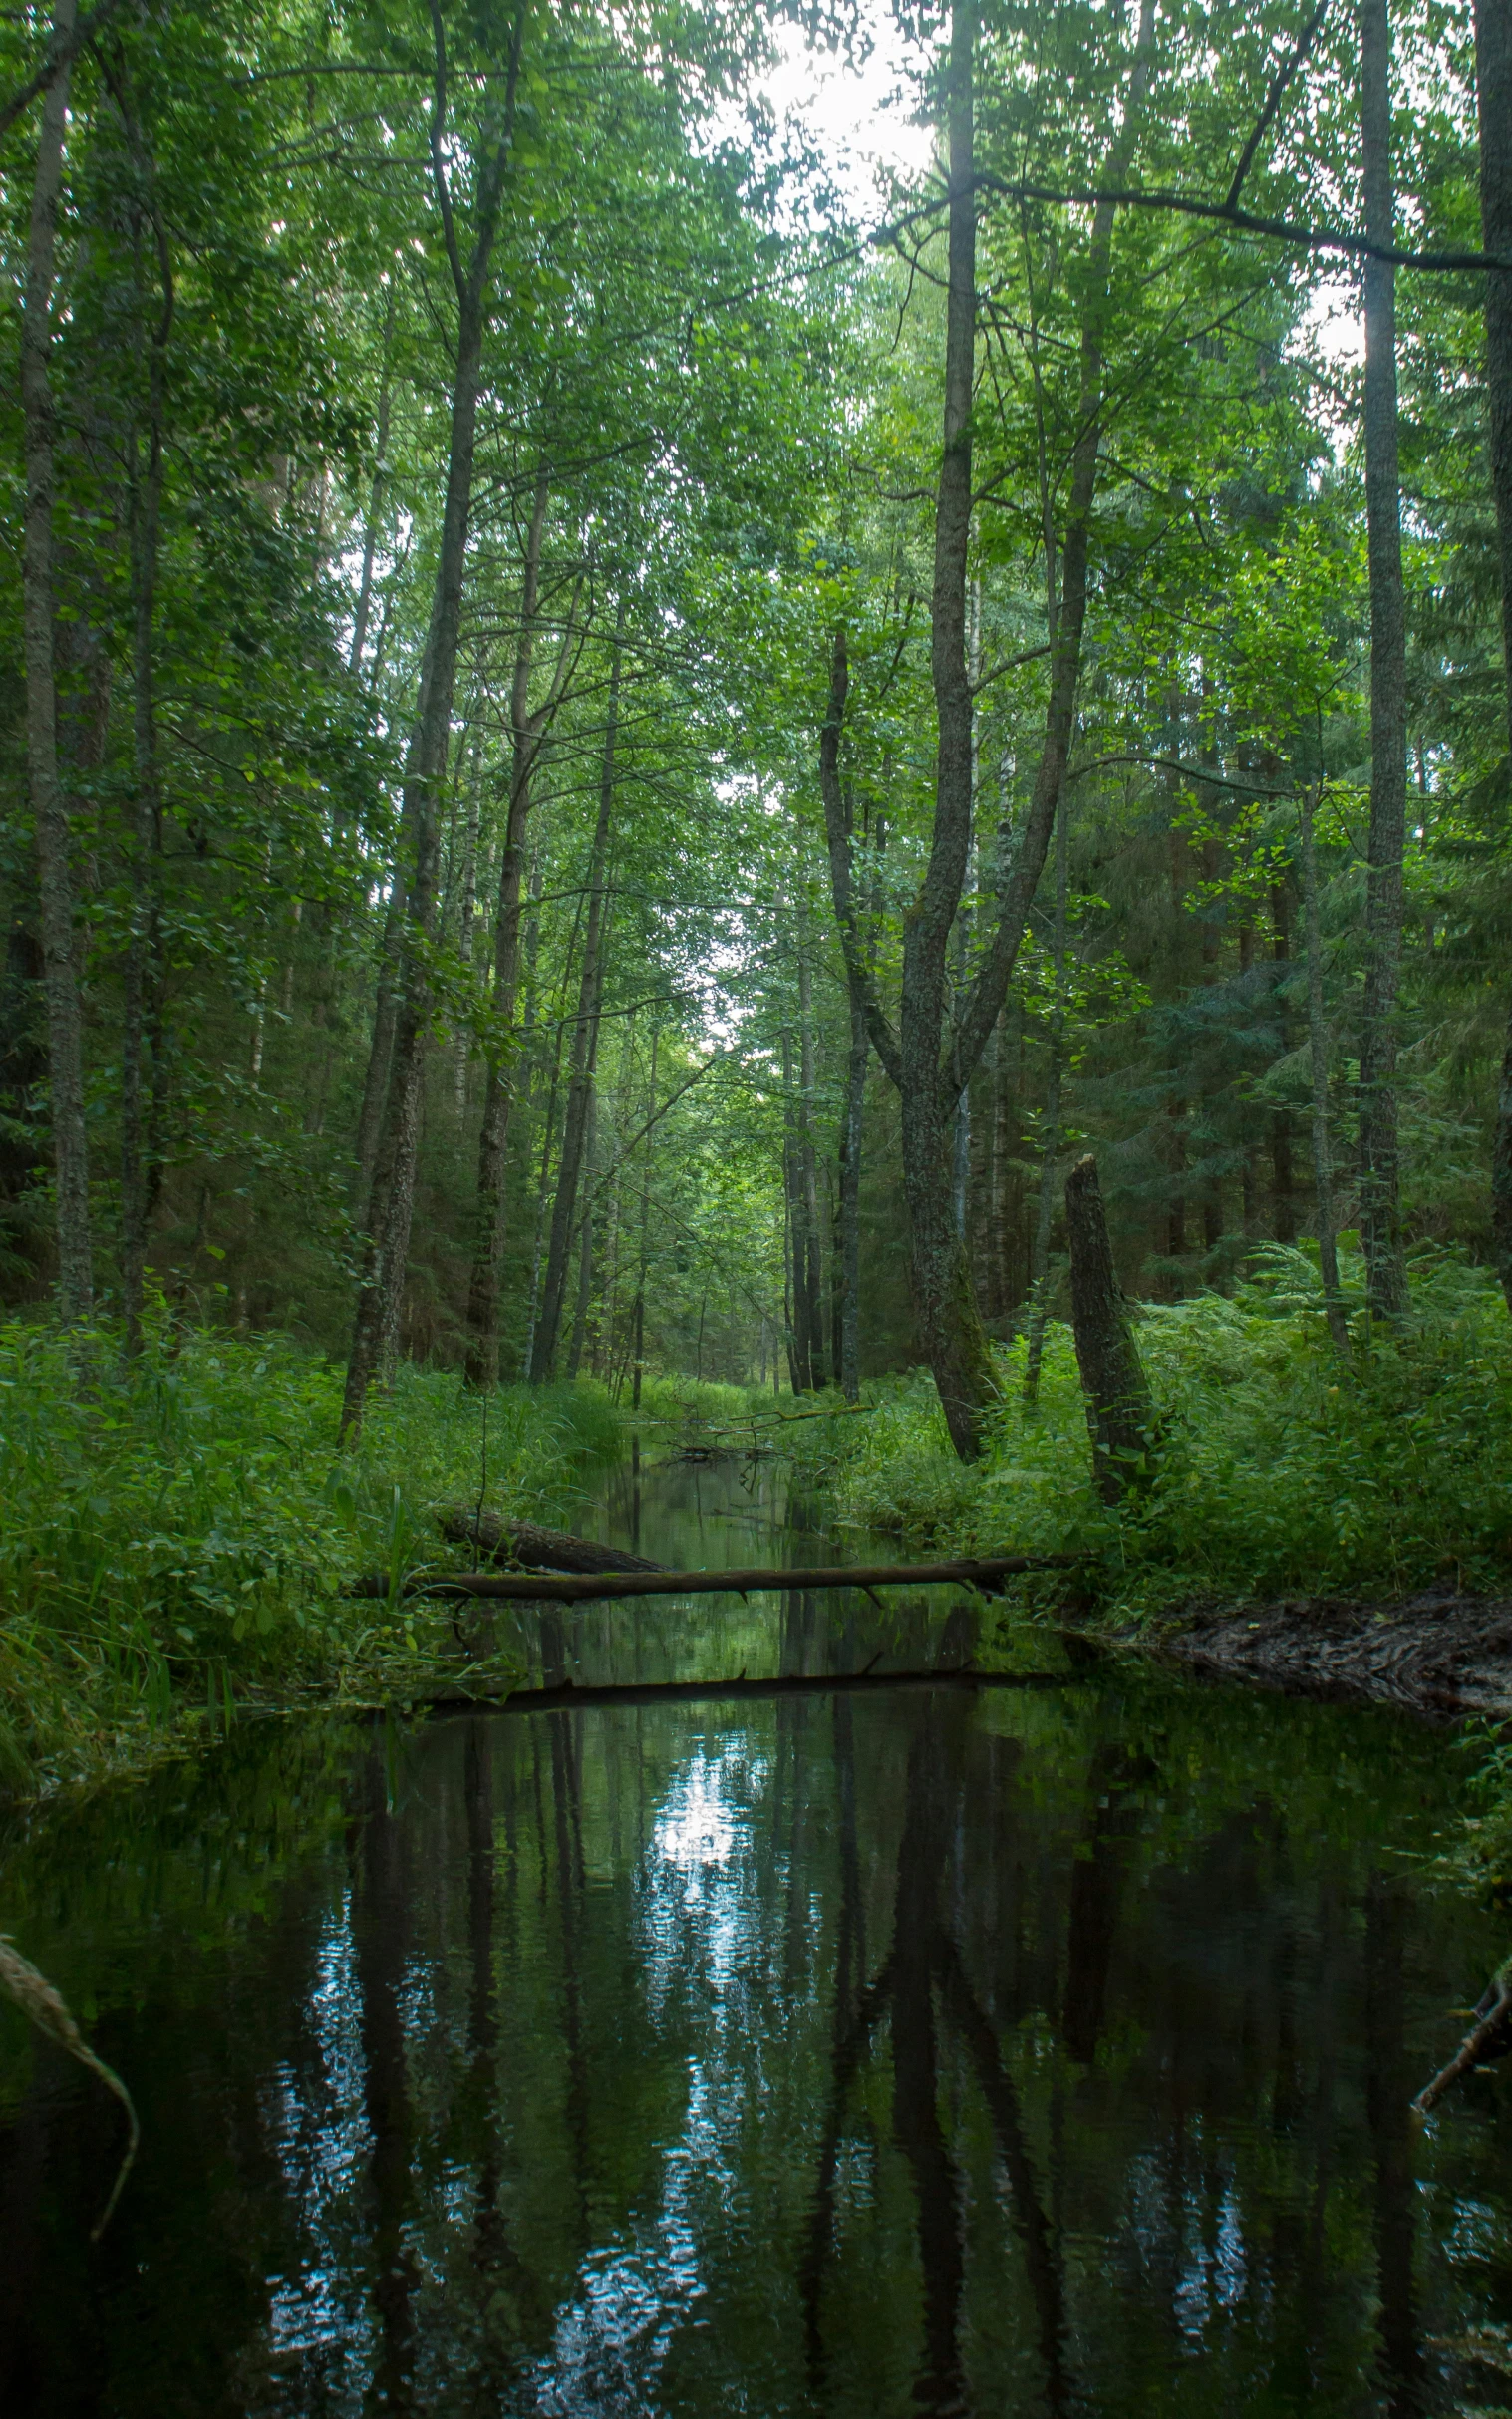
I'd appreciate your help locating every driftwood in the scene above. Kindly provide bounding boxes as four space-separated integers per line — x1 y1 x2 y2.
352 1552 1082 1605
1064 1154 1155 1507
1412 1967 1512 2116
437 1508 663 1576
411 1663 1089 1713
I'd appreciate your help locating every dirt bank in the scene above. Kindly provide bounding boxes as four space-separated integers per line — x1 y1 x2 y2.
1152 1587 1512 1719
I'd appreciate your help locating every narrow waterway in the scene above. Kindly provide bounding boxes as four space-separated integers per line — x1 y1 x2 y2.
2 1451 1511 2415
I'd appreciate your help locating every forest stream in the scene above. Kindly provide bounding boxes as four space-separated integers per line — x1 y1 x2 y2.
3 1451 1512 2417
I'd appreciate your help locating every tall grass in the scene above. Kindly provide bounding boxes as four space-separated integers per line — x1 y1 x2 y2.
0 1316 621 1793
786 1246 1512 1615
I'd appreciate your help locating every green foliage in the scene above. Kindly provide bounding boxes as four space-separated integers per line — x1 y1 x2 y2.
803 1258 1512 1616
0 1316 617 1795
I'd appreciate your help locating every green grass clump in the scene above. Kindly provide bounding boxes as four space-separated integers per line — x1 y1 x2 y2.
0 1316 620 1796
808 1245 1512 1614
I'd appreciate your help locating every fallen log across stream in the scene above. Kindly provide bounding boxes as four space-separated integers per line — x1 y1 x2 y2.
351 1551 1085 1605
411 1663 1092 1713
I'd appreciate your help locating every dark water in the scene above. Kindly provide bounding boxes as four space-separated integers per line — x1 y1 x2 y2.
4 1456 1512 2416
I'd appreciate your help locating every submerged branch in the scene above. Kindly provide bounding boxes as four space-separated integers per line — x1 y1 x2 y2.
1412 1966 1512 2117
0 1934 139 2238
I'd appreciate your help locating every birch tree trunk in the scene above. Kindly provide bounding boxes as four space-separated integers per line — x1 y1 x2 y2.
1357 0 1409 1315
22 0 92 1322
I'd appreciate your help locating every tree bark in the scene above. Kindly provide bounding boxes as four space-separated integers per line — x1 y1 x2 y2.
817 0 1155 1460
835 994 866 1398
894 0 999 1458
1023 789 1068 1406
1301 788 1352 1354
630 1027 658 1409
342 12 524 1439
22 0 92 1323
349 283 396 675
1474 0 1512 1312
1064 1155 1153 1507
565 1084 596 1379
1270 877 1298 1241
1357 0 1409 1315
119 135 172 1354
796 907 825 1385
531 611 620 1381
463 463 552 1387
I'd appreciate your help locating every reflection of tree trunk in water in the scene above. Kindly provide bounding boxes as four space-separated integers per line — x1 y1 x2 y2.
1364 1871 1424 2415
936 1931 1068 2418
801 1707 1068 2412
357 1748 416 2408
891 1731 967 2417
1061 1745 1152 2065
549 1708 591 2232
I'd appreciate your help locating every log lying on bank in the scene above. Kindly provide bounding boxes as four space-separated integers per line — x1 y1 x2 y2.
437 1508 664 1576
350 1552 1084 1605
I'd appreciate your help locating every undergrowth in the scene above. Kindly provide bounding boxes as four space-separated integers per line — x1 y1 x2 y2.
0 1315 620 1799
776 1243 1512 1616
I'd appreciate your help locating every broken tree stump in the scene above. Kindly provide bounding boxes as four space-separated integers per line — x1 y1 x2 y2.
1064 1153 1155 1507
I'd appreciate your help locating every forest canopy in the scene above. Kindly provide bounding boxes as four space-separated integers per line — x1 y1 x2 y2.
2 0 1510 1465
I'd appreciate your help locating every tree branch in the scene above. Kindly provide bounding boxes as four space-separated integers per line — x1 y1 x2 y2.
0 0 122 143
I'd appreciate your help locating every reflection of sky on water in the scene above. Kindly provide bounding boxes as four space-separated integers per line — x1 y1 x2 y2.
532 1742 766 2414
258 1894 378 2397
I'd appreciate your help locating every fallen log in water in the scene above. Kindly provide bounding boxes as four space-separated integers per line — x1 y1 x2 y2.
1412 1966 1512 2116
409 1663 1092 1713
436 1508 664 1575
351 1552 1083 1605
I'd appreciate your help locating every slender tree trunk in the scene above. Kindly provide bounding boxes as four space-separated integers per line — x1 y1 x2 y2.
22 0 91 1322
1023 792 1068 1407
454 732 483 1120
565 1084 596 1380
818 0 1155 1460
1270 878 1298 1241
796 911 824 1385
531 617 620 1381
895 0 996 1456
520 1013 566 1382
464 464 551 1387
1301 788 1352 1355
780 1023 813 1392
836 994 866 1399
349 284 396 675
342 20 524 1439
1474 0 1512 1312
120 191 172 1354
630 1028 658 1411
1357 0 1409 1316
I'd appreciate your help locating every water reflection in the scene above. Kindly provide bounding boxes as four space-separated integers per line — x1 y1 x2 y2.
2 1465 1512 2414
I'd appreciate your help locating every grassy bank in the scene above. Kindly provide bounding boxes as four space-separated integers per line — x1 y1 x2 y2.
0 1316 620 1798
778 1246 1512 1616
